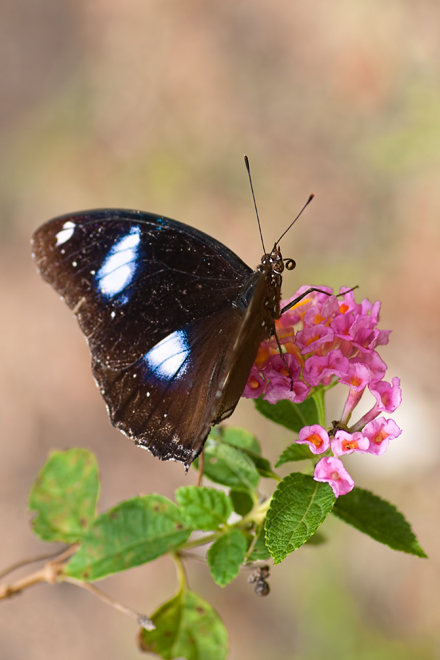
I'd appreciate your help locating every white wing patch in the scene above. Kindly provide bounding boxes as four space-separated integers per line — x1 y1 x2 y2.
56 221 75 246
96 226 141 298
143 330 190 380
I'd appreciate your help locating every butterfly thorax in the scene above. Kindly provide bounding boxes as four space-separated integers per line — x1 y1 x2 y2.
257 244 284 322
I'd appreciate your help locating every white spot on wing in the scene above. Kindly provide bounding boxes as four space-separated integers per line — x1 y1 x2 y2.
143 330 190 380
96 226 141 298
56 221 75 246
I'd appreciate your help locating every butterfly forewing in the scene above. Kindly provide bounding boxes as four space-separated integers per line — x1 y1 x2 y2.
32 209 268 464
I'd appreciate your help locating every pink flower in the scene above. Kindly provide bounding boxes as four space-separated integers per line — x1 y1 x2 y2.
330 430 369 456
339 363 372 424
370 377 402 413
351 377 402 431
264 380 310 404
303 349 350 387
296 325 334 354
339 362 373 391
314 457 355 497
261 353 310 404
242 366 266 399
242 285 395 416
297 425 330 454
362 418 402 456
351 352 387 382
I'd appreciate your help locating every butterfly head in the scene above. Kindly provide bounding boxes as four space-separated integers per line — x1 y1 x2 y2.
260 245 284 274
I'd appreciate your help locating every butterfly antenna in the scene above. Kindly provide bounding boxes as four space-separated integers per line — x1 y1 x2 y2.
275 194 314 246
244 155 266 253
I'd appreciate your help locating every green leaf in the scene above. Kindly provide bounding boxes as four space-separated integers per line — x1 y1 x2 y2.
265 473 335 564
65 495 191 581
255 396 319 433
175 487 232 530
332 487 427 558
207 529 247 587
275 441 314 467
219 426 278 477
28 449 99 543
139 588 228 660
305 530 327 546
248 527 271 561
244 450 278 480
220 426 261 454
229 490 254 517
199 436 260 491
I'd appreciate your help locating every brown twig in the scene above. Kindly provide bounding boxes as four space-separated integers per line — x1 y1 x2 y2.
0 545 154 630
0 547 68 580
197 450 205 487
61 577 154 630
0 544 78 600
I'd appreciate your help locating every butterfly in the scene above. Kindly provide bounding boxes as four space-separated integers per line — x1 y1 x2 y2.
31 166 312 468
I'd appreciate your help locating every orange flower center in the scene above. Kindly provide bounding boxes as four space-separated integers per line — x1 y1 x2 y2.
308 433 323 448
343 440 358 450
305 333 320 346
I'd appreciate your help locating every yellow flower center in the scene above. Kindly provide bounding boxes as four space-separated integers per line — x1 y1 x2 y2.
373 431 387 444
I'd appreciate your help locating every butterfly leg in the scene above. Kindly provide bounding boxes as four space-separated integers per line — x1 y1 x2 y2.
280 285 358 315
273 327 295 391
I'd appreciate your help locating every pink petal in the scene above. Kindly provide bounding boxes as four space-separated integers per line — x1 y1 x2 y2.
297 425 330 454
314 457 355 497
330 430 369 456
362 417 402 456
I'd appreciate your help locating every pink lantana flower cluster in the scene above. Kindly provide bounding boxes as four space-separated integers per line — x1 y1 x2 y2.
243 286 402 497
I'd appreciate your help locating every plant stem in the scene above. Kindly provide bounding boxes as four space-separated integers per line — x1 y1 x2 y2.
61 577 154 630
313 388 327 427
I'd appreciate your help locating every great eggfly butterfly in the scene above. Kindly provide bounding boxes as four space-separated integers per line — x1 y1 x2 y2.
32 165 307 467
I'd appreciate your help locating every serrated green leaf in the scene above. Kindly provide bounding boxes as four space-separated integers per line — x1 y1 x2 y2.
65 495 191 581
220 426 261 454
255 396 319 432
332 487 427 558
275 442 314 467
28 449 99 543
207 529 247 587
265 473 335 563
248 527 271 561
175 487 232 530
198 437 260 491
138 588 228 660
229 490 254 517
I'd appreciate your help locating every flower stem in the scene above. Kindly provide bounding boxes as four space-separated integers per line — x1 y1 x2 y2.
313 388 326 427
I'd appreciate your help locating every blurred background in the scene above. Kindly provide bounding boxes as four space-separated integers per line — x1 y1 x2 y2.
1 1 439 658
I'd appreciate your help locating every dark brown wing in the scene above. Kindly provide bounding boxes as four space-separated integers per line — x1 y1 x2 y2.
32 209 275 465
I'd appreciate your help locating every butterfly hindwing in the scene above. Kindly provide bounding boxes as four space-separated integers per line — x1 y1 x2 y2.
92 311 246 464
32 209 258 463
